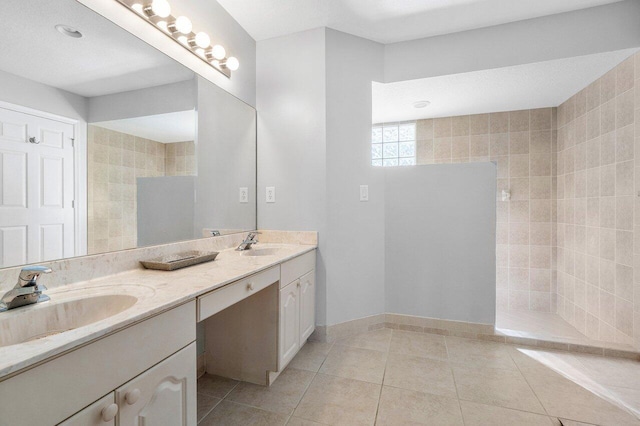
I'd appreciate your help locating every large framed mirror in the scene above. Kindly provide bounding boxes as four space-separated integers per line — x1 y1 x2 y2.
0 0 256 268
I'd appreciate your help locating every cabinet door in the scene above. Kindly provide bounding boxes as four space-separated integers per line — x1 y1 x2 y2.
58 393 117 426
116 343 196 426
279 280 300 369
299 270 315 343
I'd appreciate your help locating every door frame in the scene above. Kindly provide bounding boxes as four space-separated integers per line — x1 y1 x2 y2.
0 100 87 258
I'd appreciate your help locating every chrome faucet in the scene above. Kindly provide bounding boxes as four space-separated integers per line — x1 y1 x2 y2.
236 232 260 251
0 266 52 312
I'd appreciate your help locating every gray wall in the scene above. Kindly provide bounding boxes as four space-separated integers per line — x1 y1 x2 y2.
194 77 257 236
384 0 640 83
137 176 195 247
325 29 387 325
385 163 497 324
88 79 197 123
256 28 328 325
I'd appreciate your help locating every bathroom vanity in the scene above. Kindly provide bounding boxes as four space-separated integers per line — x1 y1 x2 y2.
0 240 316 425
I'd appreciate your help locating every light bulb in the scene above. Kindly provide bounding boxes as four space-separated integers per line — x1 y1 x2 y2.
211 45 226 60
195 48 205 57
156 21 168 32
173 16 192 34
194 32 210 49
150 0 171 18
225 56 239 71
177 35 188 44
132 3 144 14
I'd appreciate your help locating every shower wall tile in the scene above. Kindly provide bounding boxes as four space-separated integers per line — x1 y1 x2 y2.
558 51 638 348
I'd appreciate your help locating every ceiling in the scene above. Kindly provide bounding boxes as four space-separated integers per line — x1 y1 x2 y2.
93 110 197 143
0 0 194 98
372 48 638 124
216 0 624 43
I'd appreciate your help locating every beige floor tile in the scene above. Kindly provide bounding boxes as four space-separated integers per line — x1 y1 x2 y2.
452 365 545 414
384 352 457 398
198 373 239 398
293 374 381 425
288 341 334 372
286 417 327 425
197 393 221 422
199 400 288 426
376 385 464 425
335 328 392 352
226 368 315 415
445 336 518 370
523 368 640 425
460 400 554 425
319 344 387 384
389 330 448 360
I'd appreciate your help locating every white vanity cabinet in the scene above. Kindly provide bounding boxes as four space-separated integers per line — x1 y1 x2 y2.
116 343 196 426
59 394 117 426
278 251 316 370
0 301 196 426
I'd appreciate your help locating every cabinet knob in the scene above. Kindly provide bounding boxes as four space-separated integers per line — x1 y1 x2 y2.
247 282 254 291
125 388 141 405
101 403 118 422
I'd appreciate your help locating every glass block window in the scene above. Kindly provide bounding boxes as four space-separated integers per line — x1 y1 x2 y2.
371 123 416 167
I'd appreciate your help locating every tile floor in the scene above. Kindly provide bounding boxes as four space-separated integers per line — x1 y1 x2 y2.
496 310 636 351
197 328 640 425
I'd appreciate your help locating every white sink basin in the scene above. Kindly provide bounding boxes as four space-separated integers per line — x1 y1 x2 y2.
240 248 281 257
0 294 137 347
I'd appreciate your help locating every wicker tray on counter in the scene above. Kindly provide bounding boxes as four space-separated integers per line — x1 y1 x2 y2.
140 250 219 271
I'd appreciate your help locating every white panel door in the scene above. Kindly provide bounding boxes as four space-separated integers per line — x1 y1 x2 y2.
116 343 196 426
279 280 300 369
0 106 75 267
299 270 315 343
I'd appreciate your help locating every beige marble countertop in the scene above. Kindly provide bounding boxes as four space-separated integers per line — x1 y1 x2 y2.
0 243 316 379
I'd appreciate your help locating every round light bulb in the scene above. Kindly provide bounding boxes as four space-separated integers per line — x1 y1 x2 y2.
173 16 192 34
177 35 188 45
150 0 171 18
195 48 205 57
211 45 226 60
132 3 144 14
225 56 239 71
156 21 168 32
194 32 210 49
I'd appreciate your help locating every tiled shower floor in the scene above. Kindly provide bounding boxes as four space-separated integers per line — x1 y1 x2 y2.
196 328 640 425
496 309 635 351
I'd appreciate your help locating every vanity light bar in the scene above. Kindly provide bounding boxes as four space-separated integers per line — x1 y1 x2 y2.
115 0 239 78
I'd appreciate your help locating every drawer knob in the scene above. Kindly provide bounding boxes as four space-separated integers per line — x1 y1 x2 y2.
101 403 118 422
125 388 141 405
247 282 254 291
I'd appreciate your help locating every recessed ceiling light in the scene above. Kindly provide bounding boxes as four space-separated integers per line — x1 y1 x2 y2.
55 25 83 38
413 101 431 109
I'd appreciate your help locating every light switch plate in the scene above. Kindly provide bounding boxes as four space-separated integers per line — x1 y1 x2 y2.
239 187 248 203
360 185 369 201
266 186 276 203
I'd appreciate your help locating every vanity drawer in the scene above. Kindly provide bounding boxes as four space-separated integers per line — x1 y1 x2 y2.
281 250 316 288
197 266 280 322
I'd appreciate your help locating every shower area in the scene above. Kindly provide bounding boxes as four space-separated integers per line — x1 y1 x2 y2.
373 49 640 351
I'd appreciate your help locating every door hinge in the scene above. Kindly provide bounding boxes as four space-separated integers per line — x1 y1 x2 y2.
72 200 75 208
71 138 75 148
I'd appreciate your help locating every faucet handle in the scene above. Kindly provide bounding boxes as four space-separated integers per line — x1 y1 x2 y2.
18 266 52 287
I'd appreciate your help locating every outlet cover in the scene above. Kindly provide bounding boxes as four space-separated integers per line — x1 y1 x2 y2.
360 185 369 201
239 187 249 203
266 186 276 203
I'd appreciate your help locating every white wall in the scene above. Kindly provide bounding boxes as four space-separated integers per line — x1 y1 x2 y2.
385 163 497 324
384 0 640 83
256 28 328 325
324 29 386 325
88 79 197 123
77 0 256 107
